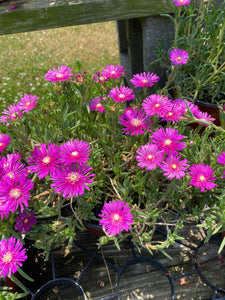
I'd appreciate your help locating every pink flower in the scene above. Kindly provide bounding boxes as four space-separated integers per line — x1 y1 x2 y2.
0 176 34 214
15 210 36 233
218 152 225 165
118 108 152 136
18 94 39 113
0 237 27 278
93 72 108 83
217 152 225 178
188 164 217 192
50 163 95 198
160 155 189 179
0 134 11 153
27 143 60 179
101 64 125 80
89 97 105 113
169 49 189 65
142 94 172 118
99 200 133 236
130 72 159 88
74 71 86 84
160 104 184 123
0 103 23 125
173 99 201 117
151 128 186 155
136 143 164 170
172 0 191 6
194 111 215 126
45 65 73 82
108 86 135 103
0 153 28 181
59 139 91 164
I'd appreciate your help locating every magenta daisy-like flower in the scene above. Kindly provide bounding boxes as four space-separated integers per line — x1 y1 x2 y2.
194 111 215 126
101 64 125 80
172 0 191 6
169 49 189 65
99 200 133 236
189 164 217 192
0 176 34 214
173 99 201 117
142 94 172 118
108 86 135 103
93 72 108 83
136 143 164 170
0 103 23 125
27 143 60 179
45 65 73 82
130 72 159 88
0 133 11 153
161 104 184 124
217 152 225 178
0 201 11 220
0 237 27 278
151 128 186 155
89 97 105 113
118 108 152 136
59 139 91 164
160 155 189 179
15 210 36 233
18 94 39 113
218 152 225 165
0 153 28 181
50 163 95 198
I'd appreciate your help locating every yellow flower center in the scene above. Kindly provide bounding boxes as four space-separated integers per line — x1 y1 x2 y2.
42 156 51 164
142 79 148 83
118 94 125 99
155 103 160 108
24 218 29 224
176 56 182 62
66 172 80 184
199 175 206 182
6 172 14 179
147 154 154 161
131 119 141 127
0 143 3 147
113 214 120 221
171 164 178 170
164 139 172 146
26 102 31 106
2 252 13 263
168 112 173 117
71 151 78 157
111 71 116 75
56 73 64 78
9 188 21 199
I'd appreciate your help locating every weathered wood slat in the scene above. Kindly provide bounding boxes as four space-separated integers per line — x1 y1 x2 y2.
0 0 174 35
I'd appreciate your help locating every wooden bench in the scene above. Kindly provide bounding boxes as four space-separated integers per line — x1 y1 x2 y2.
0 0 174 79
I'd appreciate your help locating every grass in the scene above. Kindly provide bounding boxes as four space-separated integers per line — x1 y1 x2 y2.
0 21 120 110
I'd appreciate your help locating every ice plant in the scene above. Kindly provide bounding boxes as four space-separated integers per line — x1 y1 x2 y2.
142 94 171 118
99 200 133 236
0 154 28 181
0 103 23 125
136 143 164 170
0 133 11 153
130 72 159 88
160 155 189 179
45 65 73 82
188 164 217 192
89 97 105 113
172 0 191 6
0 176 34 214
27 143 60 179
93 72 108 83
59 139 91 164
151 128 186 154
50 163 95 198
15 210 36 233
169 49 189 65
0 237 27 278
17 94 39 113
217 152 225 178
108 86 135 103
101 64 125 80
119 107 152 135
